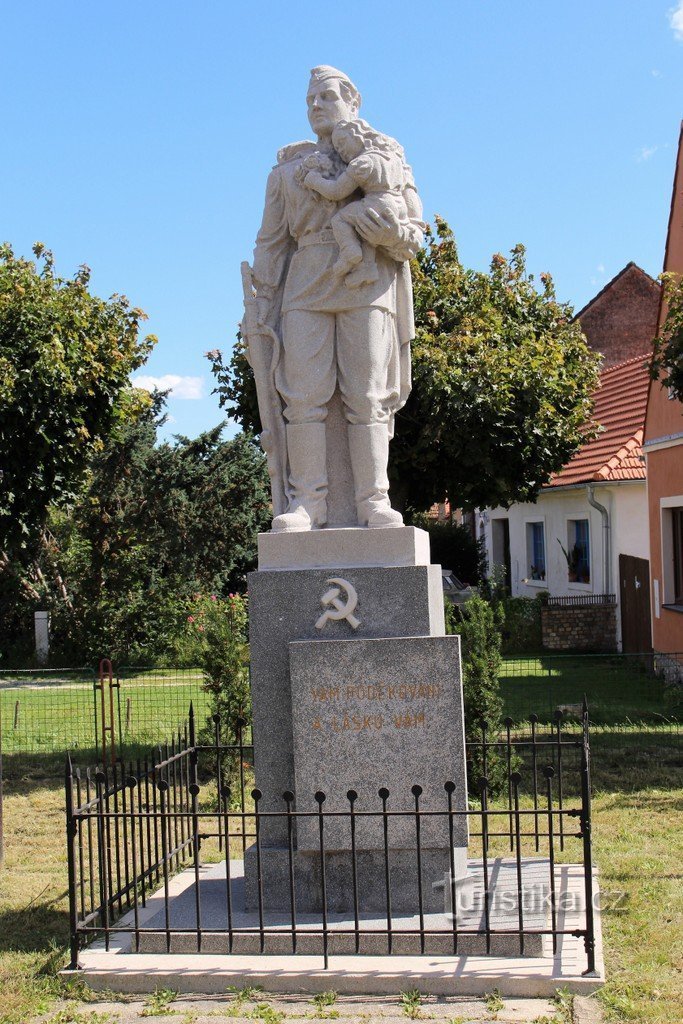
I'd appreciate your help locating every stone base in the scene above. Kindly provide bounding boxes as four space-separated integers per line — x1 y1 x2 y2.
135 858 548 958
257 526 431 571
288 635 467 852
248 563 447 841
244 845 469 914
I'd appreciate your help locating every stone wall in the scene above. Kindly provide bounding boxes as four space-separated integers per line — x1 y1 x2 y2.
578 263 659 368
541 604 617 652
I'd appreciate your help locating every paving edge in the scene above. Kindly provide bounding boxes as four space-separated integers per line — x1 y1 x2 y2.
62 952 604 998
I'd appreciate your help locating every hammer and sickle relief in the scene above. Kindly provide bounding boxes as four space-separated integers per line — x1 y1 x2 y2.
315 577 361 631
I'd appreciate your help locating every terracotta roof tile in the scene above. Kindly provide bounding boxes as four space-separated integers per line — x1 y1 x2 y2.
547 355 650 487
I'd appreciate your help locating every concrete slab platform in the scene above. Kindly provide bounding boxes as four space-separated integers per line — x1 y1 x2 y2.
65 857 604 996
41 992 564 1024
134 859 545 956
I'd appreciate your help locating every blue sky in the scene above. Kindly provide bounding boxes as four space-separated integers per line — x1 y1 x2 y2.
3 2 683 441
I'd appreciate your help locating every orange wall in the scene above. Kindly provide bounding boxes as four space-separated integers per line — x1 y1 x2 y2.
645 381 683 440
645 123 683 653
645 123 683 445
647 443 683 652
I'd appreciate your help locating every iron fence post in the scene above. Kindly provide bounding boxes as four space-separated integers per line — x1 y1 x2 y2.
188 703 201 864
0 692 4 866
65 755 82 970
580 697 597 975
315 790 329 969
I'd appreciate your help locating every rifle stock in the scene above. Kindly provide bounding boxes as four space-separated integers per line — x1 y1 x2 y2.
240 261 288 517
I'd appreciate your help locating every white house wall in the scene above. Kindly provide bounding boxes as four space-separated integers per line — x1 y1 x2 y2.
611 483 649 562
481 480 648 650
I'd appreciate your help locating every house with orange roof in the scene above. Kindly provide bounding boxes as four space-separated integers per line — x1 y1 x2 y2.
481 269 659 653
644 123 683 654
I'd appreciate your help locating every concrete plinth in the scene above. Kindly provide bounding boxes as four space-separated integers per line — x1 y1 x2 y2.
247 533 465 919
67 858 606 996
134 858 543 957
257 526 431 571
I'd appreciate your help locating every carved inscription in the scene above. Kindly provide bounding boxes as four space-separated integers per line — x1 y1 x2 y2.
289 636 467 852
308 681 442 733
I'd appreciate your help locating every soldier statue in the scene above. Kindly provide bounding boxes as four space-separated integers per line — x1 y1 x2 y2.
242 66 424 533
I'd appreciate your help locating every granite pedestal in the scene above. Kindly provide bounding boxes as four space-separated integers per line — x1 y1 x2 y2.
246 527 468 913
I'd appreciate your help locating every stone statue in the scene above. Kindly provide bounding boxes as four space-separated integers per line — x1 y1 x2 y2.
242 66 424 533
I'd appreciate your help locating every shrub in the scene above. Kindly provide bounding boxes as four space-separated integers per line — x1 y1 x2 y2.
445 595 507 791
499 595 544 654
172 591 250 744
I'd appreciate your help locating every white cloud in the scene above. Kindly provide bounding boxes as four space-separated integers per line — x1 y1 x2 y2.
651 68 663 77
132 374 204 399
637 145 658 162
597 263 605 274
670 1 683 41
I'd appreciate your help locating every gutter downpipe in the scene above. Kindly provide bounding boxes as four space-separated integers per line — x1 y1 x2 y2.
587 484 611 595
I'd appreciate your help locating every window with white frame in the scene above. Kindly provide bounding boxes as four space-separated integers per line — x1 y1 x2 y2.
660 498 683 607
665 506 683 606
565 519 590 584
525 521 546 581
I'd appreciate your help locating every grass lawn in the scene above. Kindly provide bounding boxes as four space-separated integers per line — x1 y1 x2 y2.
0 746 681 1023
500 655 681 727
1 656 678 760
0 656 680 1022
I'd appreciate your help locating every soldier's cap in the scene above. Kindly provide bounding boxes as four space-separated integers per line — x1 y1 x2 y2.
308 66 361 107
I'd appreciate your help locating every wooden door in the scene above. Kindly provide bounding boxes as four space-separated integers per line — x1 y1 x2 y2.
619 554 652 652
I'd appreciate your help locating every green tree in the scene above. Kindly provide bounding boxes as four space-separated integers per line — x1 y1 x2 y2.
651 272 683 401
0 394 271 665
391 218 600 511
208 219 600 513
445 596 503 735
173 591 250 746
0 243 155 557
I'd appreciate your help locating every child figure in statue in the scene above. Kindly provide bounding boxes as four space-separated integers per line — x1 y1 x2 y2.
303 118 410 288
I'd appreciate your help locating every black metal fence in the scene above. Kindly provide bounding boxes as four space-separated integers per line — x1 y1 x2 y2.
545 594 616 608
65 705 596 974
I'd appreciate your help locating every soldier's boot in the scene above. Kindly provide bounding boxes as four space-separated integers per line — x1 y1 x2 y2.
271 422 328 533
347 422 404 529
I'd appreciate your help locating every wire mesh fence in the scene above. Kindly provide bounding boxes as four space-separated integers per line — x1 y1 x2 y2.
499 652 682 761
0 668 97 755
2 651 680 768
115 667 212 751
0 665 211 764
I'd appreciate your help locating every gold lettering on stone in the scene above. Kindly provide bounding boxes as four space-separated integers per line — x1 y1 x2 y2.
308 679 442 733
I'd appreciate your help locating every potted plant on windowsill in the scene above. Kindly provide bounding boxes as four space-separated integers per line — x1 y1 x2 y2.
558 540 580 582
